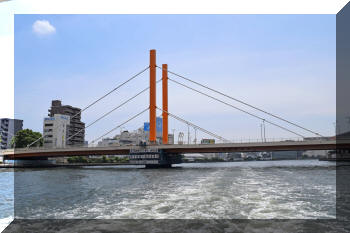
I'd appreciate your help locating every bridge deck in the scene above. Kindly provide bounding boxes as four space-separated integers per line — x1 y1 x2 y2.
2 140 349 160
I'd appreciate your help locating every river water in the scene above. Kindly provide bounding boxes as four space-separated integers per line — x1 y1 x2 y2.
0 169 13 231
0 160 337 225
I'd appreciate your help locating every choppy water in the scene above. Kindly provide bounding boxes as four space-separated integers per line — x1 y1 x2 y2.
1 160 336 222
0 169 13 232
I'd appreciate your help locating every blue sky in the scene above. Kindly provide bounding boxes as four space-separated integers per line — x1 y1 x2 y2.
14 14 336 143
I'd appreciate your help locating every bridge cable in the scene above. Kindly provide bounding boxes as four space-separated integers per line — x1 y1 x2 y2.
27 66 149 148
91 107 149 144
67 79 162 142
168 77 306 138
157 65 323 138
156 106 229 142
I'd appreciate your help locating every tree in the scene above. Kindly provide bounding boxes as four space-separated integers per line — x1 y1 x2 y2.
67 156 88 163
11 129 43 148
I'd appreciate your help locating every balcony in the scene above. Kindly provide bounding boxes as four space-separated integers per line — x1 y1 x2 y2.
1 136 7 142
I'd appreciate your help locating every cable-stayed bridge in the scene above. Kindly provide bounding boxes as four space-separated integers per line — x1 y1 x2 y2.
3 50 348 167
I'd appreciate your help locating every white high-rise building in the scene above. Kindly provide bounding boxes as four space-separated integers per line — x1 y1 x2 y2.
43 114 70 148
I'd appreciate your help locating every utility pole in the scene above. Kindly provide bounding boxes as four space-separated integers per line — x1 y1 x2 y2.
261 120 266 142
187 124 190 144
194 128 197 144
264 120 266 142
172 129 176 144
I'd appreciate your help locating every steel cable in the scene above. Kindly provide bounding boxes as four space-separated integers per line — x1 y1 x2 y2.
156 106 229 142
67 79 162 142
168 77 306 138
91 108 149 144
27 66 149 148
157 65 323 137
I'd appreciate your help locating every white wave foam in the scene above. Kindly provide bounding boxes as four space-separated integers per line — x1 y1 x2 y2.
0 216 13 232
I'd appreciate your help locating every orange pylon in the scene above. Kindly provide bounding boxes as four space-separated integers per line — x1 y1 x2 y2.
149 50 156 143
162 64 168 144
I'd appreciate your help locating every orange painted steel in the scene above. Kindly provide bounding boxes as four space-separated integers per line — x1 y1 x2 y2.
149 50 156 143
162 64 169 144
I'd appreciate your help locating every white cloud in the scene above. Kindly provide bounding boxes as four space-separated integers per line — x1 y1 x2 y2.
32 19 56 35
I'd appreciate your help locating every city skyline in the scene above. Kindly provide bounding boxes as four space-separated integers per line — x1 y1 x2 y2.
14 14 336 143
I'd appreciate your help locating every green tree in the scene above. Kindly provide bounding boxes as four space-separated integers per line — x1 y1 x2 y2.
11 129 43 148
68 156 88 163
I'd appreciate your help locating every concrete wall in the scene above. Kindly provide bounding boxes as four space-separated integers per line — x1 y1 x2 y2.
43 114 70 148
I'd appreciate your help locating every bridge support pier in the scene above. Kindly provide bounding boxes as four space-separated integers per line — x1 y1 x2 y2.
143 151 182 168
145 164 172 169
129 147 182 168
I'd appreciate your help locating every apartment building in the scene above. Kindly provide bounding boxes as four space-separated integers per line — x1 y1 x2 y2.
48 100 85 146
0 118 23 149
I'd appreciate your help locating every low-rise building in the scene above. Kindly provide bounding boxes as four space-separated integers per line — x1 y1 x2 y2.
97 123 175 147
97 138 119 147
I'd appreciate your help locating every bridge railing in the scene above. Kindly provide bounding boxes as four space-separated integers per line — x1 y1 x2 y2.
7 143 93 152
177 136 325 145
3 136 334 152
227 137 306 144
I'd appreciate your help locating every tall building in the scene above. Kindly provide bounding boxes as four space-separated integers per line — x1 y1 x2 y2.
0 118 23 149
43 114 70 148
48 100 85 146
143 117 174 144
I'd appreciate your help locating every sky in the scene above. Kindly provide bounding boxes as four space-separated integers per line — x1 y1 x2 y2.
14 14 336 143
